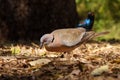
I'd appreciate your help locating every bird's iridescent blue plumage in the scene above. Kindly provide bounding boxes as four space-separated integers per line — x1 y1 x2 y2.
77 12 95 31
78 19 90 27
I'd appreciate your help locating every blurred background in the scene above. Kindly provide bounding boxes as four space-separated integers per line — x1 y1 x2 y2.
76 0 120 40
0 0 120 42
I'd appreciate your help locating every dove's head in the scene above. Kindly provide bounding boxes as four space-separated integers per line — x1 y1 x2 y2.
40 34 54 49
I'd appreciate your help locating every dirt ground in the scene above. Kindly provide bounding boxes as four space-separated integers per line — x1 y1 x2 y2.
0 40 120 80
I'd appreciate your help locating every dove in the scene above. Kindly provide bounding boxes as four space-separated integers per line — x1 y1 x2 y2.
40 27 108 52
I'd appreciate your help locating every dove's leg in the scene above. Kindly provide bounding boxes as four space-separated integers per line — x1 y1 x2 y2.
60 52 73 60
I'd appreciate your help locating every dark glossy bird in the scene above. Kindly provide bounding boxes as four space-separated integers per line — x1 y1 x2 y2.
77 12 95 31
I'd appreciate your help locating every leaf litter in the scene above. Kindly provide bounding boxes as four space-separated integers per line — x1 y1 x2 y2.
0 41 119 80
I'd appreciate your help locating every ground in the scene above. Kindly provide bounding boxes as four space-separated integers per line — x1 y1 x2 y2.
0 40 120 80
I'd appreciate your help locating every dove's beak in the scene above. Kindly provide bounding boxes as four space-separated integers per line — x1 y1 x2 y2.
40 43 43 49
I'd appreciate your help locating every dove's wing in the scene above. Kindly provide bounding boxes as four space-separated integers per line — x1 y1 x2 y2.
80 31 95 43
52 28 86 47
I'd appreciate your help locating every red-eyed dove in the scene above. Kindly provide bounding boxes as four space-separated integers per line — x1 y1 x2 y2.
40 27 108 52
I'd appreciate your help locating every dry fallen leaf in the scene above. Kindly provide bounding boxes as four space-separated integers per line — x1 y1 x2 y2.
10 45 21 55
91 65 109 76
29 58 51 67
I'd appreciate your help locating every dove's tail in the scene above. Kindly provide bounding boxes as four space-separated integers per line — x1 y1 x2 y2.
81 31 109 43
94 31 109 37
